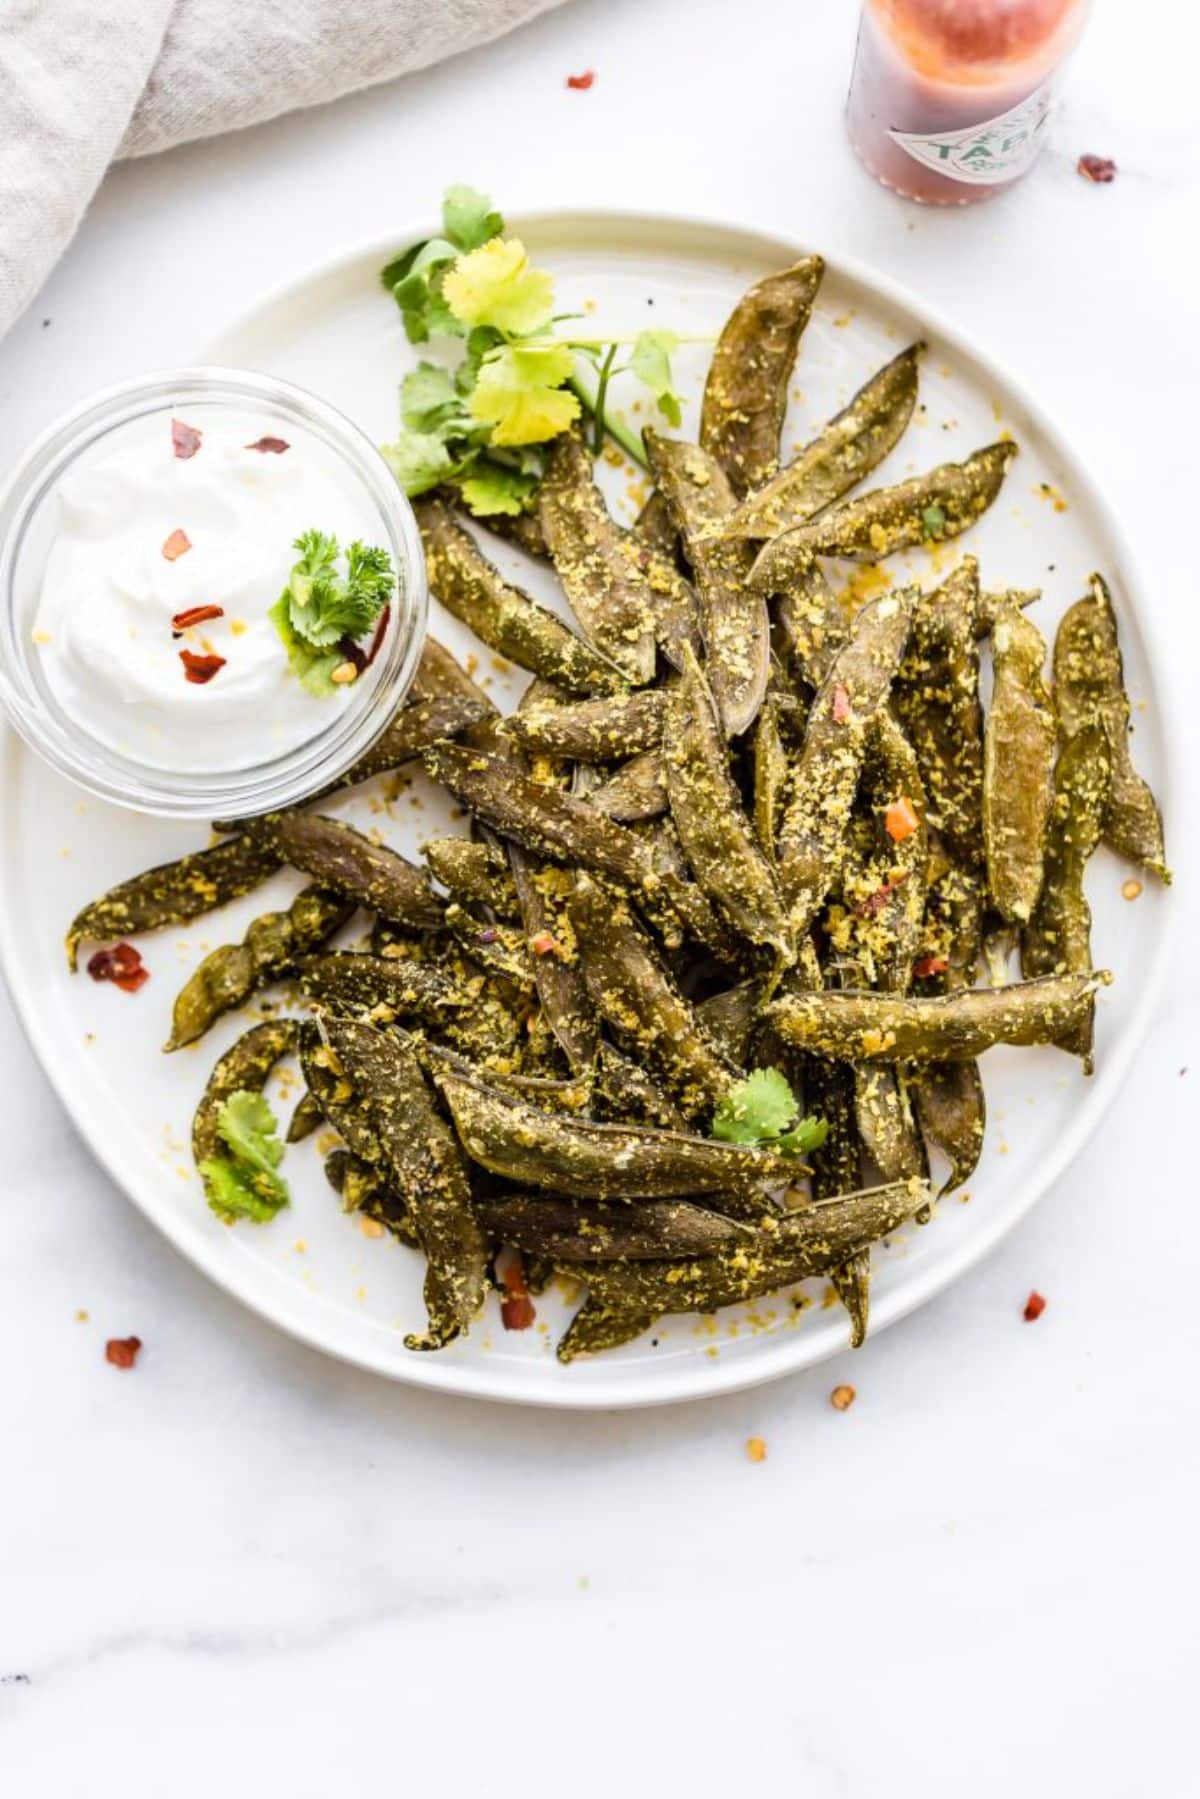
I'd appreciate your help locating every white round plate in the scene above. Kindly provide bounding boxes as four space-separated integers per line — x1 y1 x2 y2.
0 213 1175 1407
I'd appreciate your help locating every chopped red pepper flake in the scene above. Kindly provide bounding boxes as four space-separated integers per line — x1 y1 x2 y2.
912 954 949 979
244 435 291 454
364 602 391 669
832 683 852 724
529 930 561 957
884 795 919 842
86 942 149 993
856 870 910 918
171 419 203 459
497 1250 536 1330
566 70 595 89
1023 1291 1047 1322
105 1335 142 1369
171 603 224 632
1077 154 1117 183
162 528 192 561
179 648 226 684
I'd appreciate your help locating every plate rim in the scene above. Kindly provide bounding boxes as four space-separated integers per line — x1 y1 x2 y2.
0 207 1180 1409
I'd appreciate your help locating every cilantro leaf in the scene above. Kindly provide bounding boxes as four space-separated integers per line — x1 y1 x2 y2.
442 237 555 336
200 1090 289 1224
456 456 540 517
442 184 504 252
400 362 463 431
629 329 684 427
712 1068 827 1158
470 343 580 445
218 1090 285 1174
381 428 460 497
384 237 464 344
269 593 341 696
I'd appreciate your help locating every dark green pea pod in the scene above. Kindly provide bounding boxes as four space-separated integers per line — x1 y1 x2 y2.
325 690 493 794
975 586 1040 639
1053 574 1168 879
854 1066 928 1185
192 1019 298 1167
984 602 1055 923
67 832 283 970
165 886 352 1052
632 490 680 561
694 980 767 1068
504 689 667 762
624 529 703 672
767 970 1107 1065
894 558 984 869
320 1018 488 1349
506 845 598 1073
287 1089 324 1144
749 442 1018 585
859 709 929 991
555 1303 661 1361
777 586 915 940
445 903 537 997
536 428 657 683
254 812 445 931
722 343 923 541
644 430 768 736
753 690 792 861
479 506 550 561
481 1194 752 1262
700 256 825 494
773 558 847 689
912 1060 986 1196
417 496 626 697
917 850 985 990
805 1055 874 1343
298 950 473 1026
664 645 791 963
1021 723 1113 979
432 1064 790 1209
324 1149 420 1246
831 1252 872 1350
588 749 669 824
569 874 737 1119
411 634 500 720
591 1042 689 1132
298 1019 384 1166
556 1176 929 1362
423 836 520 918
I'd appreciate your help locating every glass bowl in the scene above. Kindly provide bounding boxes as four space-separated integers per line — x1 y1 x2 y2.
0 368 427 819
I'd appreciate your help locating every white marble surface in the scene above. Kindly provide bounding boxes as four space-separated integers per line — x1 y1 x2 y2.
2 1 1198 1791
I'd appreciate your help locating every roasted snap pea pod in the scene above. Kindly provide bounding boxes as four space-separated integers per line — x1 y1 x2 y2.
506 846 598 1073
67 832 283 970
591 1041 689 1132
665 645 791 962
773 557 847 689
320 1018 488 1349
298 950 473 1025
984 602 1055 923
505 689 667 762
423 836 520 918
854 1066 928 1185
446 901 537 993
536 428 657 683
1021 723 1112 979
324 1149 420 1246
644 430 768 736
693 980 766 1068
753 690 792 861
329 690 493 793
859 708 929 991
624 530 703 672
700 256 824 494
192 1019 297 1167
432 1065 791 1208
569 874 736 1118
417 496 626 697
556 1177 929 1361
168 888 351 1055
1053 574 1168 879
749 442 1018 585
912 1059 986 1196
554 1302 661 1361
255 812 445 931
298 1019 384 1166
894 558 984 868
287 1088 324 1144
480 506 550 561
975 586 1040 639
481 1194 752 1262
633 489 680 561
410 633 499 720
777 586 915 939
588 749 669 824
722 343 923 541
767 970 1106 1064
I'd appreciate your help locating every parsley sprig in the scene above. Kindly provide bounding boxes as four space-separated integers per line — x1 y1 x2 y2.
379 184 698 518
269 529 394 695
711 1069 828 1158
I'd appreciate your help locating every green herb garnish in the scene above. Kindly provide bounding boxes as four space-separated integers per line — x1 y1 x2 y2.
199 1089 289 1223
711 1068 828 1157
270 529 394 695
921 502 947 540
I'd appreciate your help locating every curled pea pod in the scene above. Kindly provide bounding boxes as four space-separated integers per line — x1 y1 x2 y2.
588 749 669 825
700 256 824 494
299 950 474 1025
416 496 626 697
480 1194 753 1263
767 970 1107 1065
749 442 1018 587
324 1149 420 1247
165 886 352 1052
507 846 598 1074
569 874 737 1119
591 1041 688 1132
536 428 657 683
504 688 667 762
423 836 520 918
664 645 791 963
644 429 769 737
254 812 445 931
287 1089 324 1144
983 602 1056 923
912 1060 986 1196
555 1177 930 1363
431 1064 791 1209
1021 723 1113 979
722 343 923 541
67 832 283 970
192 1019 297 1167
1053 574 1168 879
894 558 985 869
320 1018 489 1349
777 585 916 940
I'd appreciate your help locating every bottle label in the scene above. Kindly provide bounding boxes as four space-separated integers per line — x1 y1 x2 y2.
888 82 1053 186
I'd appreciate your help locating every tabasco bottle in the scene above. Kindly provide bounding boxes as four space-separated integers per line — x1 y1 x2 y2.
846 0 1091 204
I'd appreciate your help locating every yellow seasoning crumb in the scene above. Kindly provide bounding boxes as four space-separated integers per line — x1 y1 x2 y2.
1035 481 1068 513
359 1215 385 1239
356 1286 367 1301
830 1384 857 1412
746 1436 768 1464
1122 878 1143 901
75 1309 89 1323
32 627 52 645
229 618 248 637
833 312 853 328
293 1239 307 1254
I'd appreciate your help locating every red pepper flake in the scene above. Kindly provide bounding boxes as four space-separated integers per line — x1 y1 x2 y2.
912 954 949 979
566 70 595 90
336 603 392 678
831 683 852 724
856 870 910 918
105 1335 142 1369
1023 1290 1047 1322
244 435 290 454
1077 154 1117 184
179 648 226 684
884 795 919 842
497 1251 536 1331
171 603 224 632
529 930 561 957
86 942 149 993
171 419 203 459
162 528 191 561
364 602 391 669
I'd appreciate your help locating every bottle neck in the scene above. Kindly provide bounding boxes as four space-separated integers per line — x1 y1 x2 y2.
866 0 1089 91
